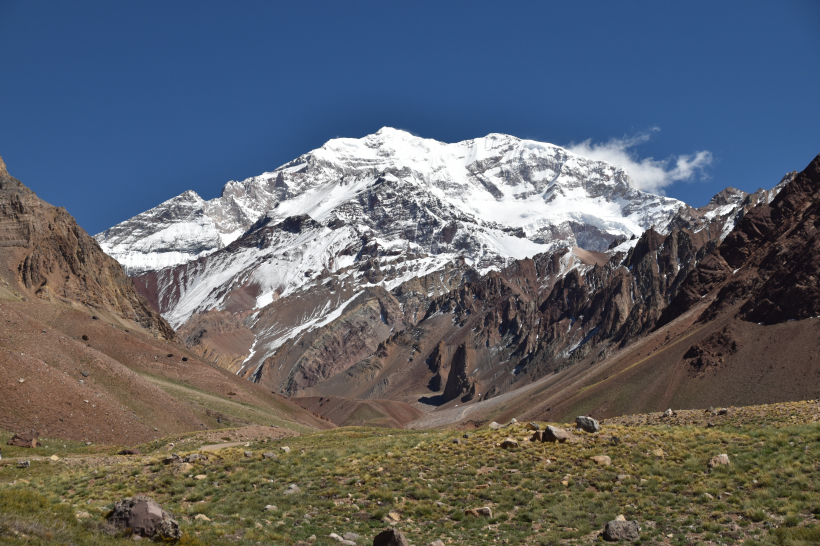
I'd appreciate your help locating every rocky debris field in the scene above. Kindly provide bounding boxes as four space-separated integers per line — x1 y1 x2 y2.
2 401 820 545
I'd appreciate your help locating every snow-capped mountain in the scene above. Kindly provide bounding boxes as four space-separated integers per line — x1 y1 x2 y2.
96 128 783 395
97 128 691 276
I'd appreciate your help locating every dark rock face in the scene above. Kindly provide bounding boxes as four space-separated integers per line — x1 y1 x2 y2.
662 155 820 327
0 156 174 340
542 426 574 443
108 496 180 539
603 520 640 542
373 528 409 546
442 343 477 402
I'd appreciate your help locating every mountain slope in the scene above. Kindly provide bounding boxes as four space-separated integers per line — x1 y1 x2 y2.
0 155 331 442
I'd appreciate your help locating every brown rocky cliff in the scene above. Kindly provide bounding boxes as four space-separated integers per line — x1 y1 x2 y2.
660 154 820 326
0 155 174 340
442 343 477 403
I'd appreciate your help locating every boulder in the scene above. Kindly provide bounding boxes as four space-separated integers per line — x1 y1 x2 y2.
590 455 611 466
330 532 356 545
118 448 142 455
575 416 600 433
263 452 277 459
8 430 40 448
542 425 574 443
373 528 409 546
284 483 300 494
429 541 445 546
489 422 502 430
108 496 181 539
244 451 253 458
708 454 730 468
530 431 543 442
182 453 207 463
281 446 291 453
17 460 30 468
500 437 519 449
602 520 640 542
663 409 673 418
174 462 194 474
465 506 492 517
525 422 540 431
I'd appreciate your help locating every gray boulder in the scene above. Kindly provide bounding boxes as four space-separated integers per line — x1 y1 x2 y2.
542 425 574 443
602 520 640 542
373 528 410 546
108 495 180 539
575 415 600 433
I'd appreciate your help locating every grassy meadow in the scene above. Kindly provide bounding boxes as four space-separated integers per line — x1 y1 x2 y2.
1 402 820 545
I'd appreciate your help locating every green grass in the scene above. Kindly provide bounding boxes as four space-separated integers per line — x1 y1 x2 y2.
2 415 820 544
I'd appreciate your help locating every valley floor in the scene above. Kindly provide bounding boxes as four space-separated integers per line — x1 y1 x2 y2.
2 400 820 545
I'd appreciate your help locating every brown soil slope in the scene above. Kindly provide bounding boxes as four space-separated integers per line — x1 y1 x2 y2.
0 156 331 443
292 396 423 428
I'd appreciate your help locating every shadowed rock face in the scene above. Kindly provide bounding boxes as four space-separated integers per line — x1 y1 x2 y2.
442 343 477 403
661 154 820 327
0 156 174 340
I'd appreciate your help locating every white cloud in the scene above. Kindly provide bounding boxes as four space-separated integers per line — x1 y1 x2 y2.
566 130 713 194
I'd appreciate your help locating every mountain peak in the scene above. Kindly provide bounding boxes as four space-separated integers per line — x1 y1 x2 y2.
0 155 7 178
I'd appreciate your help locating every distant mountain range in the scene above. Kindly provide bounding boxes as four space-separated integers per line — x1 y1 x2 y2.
90 129 816 426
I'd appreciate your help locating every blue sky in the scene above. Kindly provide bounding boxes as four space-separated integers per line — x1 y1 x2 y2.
1 1 818 234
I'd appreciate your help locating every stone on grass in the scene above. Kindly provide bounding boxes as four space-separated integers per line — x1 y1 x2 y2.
284 483 300 494
590 455 611 466
575 416 600 433
194 474 207 480
75 510 92 519
386 511 401 522
373 528 410 546
429 541 445 546
651 449 665 459
602 520 640 542
489 422 502 430
530 431 543 442
264 505 278 511
500 437 519 449
119 448 142 455
263 452 277 459
194 514 210 522
17 461 30 468
329 532 356 545
174 463 194 474
281 446 291 453
663 409 673 418
542 425 574 443
343 532 361 541
183 453 207 463
525 422 540 431
109 496 181 539
244 451 253 458
509 418 518 425
708 454 730 468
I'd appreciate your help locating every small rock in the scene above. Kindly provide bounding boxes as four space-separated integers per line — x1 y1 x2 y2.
181 357 188 362
50 454 59 461
663 408 673 418
615 514 626 521
386 511 401 522
343 532 361 541
429 541 445 546
476 506 492 517
166 354 174 358
281 446 291 453
500 437 519 449
264 505 278 511
542 425 574 443
509 418 517 425
91 315 98 320
263 452 277 459
373 528 410 546
82 335 89 341
244 451 253 458
81 371 89 377
603 520 640 542
309 536 316 542
489 421 502 430
703 493 714 500
182 453 207 463
525 422 540 431
284 483 300 494
708 454 730 468
462 433 471 439
590 455 611 466
329 532 356 545
194 514 210 522
575 415 600 433
718 408 729 415
651 448 665 459
617 474 628 481
194 474 207 480
17 378 25 384
76 510 92 519
451 438 461 445
17 461 30 468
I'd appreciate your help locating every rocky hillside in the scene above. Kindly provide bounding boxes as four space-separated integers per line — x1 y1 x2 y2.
0 156 173 339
